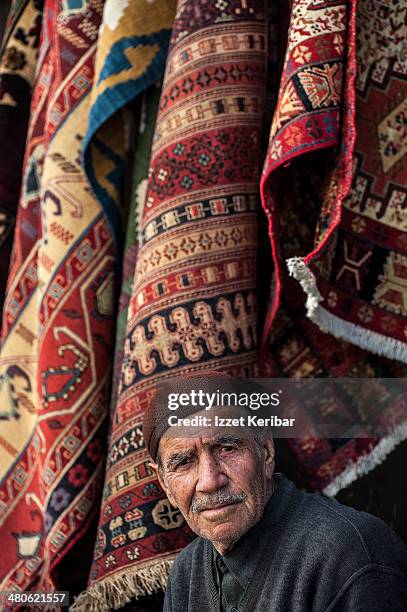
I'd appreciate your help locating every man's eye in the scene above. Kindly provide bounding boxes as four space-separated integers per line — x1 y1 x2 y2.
221 445 236 452
174 457 192 469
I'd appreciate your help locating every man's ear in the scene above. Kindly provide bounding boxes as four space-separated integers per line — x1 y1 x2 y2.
263 437 275 480
149 461 178 508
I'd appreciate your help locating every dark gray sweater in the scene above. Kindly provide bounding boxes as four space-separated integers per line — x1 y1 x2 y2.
163 475 407 611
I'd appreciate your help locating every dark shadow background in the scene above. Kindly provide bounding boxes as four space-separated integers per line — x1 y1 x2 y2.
0 3 9 43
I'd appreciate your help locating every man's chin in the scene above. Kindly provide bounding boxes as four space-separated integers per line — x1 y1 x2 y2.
201 522 244 553
193 506 247 542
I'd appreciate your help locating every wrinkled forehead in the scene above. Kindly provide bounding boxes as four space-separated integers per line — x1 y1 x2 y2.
158 429 253 461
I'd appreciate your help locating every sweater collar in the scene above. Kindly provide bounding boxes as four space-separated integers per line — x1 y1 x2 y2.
204 473 299 612
212 473 294 592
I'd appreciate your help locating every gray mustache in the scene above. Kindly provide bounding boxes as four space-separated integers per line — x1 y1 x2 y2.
191 491 246 513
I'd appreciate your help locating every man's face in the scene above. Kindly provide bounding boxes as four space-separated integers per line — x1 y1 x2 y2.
153 422 275 554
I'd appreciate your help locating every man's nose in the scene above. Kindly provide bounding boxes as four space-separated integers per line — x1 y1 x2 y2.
195 452 228 493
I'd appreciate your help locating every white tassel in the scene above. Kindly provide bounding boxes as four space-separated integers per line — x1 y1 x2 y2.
70 558 175 612
287 257 323 311
286 257 407 364
324 422 407 497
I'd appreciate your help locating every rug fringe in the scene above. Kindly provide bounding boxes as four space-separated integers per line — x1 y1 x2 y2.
287 256 407 364
323 422 407 497
69 558 174 611
286 257 324 321
315 307 407 364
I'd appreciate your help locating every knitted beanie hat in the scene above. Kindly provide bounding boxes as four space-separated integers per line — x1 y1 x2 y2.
143 370 234 461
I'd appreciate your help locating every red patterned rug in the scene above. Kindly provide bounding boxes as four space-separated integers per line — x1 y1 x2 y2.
260 0 407 493
301 0 407 361
74 0 268 608
278 0 406 362
264 271 407 495
0 0 113 594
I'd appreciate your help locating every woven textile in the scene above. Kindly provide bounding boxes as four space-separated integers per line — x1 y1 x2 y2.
74 1 267 608
0 0 42 315
261 0 407 493
302 0 407 360
111 86 162 404
0 0 177 596
261 0 356 340
0 0 113 594
266 273 407 495
278 0 407 363
82 0 175 249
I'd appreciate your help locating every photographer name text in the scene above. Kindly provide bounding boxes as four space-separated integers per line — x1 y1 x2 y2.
167 414 295 428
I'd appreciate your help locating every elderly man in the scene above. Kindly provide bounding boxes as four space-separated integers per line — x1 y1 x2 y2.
143 374 407 612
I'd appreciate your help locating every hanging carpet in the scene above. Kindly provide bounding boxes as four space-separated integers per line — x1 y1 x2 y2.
73 0 267 608
261 0 407 494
